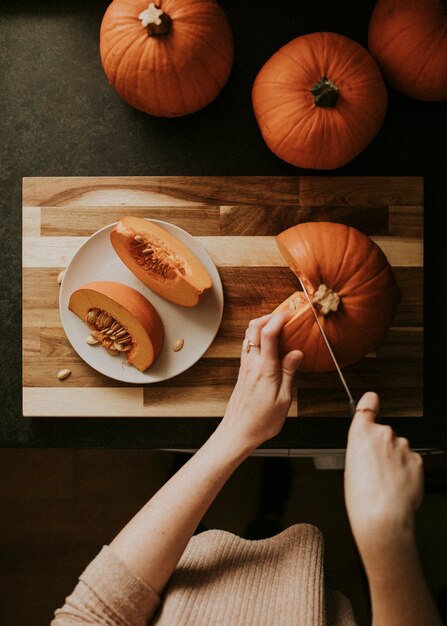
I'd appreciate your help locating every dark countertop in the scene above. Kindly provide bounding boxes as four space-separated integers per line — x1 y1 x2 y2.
1 0 446 448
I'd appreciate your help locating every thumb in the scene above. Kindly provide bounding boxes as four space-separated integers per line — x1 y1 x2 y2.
280 350 303 393
353 391 380 425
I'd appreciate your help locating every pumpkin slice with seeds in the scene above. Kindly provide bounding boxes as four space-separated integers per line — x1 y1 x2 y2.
110 217 212 307
69 281 164 372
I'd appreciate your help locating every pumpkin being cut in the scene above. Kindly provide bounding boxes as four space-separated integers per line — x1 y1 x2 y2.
100 0 233 117
252 32 388 169
110 217 212 306
69 281 164 371
273 222 399 372
368 0 447 101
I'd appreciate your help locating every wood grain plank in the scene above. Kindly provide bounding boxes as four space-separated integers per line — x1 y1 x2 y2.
389 206 424 237
23 177 300 207
22 235 423 268
298 358 422 390
376 327 422 359
219 266 423 328
220 205 389 236
392 267 423 327
22 356 127 388
22 206 41 237
41 206 220 236
30 317 423 360
299 177 423 207
298 387 422 418
200 237 422 268
23 387 144 417
23 264 422 332
143 385 298 417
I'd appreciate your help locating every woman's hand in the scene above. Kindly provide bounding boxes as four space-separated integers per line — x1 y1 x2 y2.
344 392 424 565
216 311 303 453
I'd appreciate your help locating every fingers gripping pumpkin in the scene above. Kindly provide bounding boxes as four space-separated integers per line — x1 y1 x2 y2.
252 32 388 169
100 0 233 117
274 223 399 372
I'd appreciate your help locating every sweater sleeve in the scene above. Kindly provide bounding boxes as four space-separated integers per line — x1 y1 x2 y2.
51 546 160 626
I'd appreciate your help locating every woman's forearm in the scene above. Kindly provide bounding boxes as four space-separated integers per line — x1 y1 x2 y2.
363 534 442 626
110 423 253 595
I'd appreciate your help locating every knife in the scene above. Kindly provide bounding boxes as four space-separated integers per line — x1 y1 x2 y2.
298 277 357 418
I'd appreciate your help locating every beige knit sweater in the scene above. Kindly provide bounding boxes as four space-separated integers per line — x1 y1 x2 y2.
52 524 356 625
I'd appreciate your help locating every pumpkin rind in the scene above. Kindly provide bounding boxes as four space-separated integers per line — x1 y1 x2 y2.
68 281 164 371
368 0 447 101
274 222 399 372
252 32 388 170
110 216 212 307
100 0 234 117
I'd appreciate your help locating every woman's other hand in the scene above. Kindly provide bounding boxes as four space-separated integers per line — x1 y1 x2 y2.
216 311 303 453
344 392 424 565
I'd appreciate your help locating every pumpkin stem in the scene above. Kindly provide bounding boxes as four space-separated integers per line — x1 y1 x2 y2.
138 2 172 37
311 77 339 108
311 284 340 315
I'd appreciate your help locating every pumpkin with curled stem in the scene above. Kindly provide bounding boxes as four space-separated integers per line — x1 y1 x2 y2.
368 0 447 101
252 32 388 170
273 222 399 372
100 0 233 117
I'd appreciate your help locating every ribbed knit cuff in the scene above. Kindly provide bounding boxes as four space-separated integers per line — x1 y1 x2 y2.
79 545 160 626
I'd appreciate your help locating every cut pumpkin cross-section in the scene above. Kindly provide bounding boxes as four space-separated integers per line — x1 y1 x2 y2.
68 281 164 372
110 217 212 306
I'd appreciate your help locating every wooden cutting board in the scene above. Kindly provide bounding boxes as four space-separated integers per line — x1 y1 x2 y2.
22 176 423 418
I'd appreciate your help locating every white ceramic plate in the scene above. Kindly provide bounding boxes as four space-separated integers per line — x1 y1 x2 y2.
59 219 224 383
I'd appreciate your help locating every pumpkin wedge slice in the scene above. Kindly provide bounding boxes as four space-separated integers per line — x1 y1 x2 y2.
274 222 399 372
69 281 164 372
110 217 212 307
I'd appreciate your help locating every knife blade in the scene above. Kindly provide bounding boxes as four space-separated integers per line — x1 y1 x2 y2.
297 277 357 418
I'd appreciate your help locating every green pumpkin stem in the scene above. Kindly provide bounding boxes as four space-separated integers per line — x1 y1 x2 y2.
138 2 172 37
311 77 339 108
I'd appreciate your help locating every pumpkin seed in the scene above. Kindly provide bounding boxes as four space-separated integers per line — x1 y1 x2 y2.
57 270 65 285
117 335 131 344
87 310 98 324
172 338 184 352
86 335 100 345
115 329 128 338
134 234 144 243
57 368 71 380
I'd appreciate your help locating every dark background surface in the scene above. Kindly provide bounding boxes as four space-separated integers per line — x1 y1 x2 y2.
1 0 446 448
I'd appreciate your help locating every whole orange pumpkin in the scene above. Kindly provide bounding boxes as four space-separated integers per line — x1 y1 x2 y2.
273 222 399 372
252 33 388 170
369 0 447 101
100 0 233 117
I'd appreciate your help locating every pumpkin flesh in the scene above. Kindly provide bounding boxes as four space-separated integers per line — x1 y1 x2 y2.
69 281 164 371
252 32 388 169
274 223 399 372
110 216 212 307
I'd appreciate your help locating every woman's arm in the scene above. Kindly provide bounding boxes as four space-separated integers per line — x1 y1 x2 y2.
344 392 442 626
110 311 303 595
